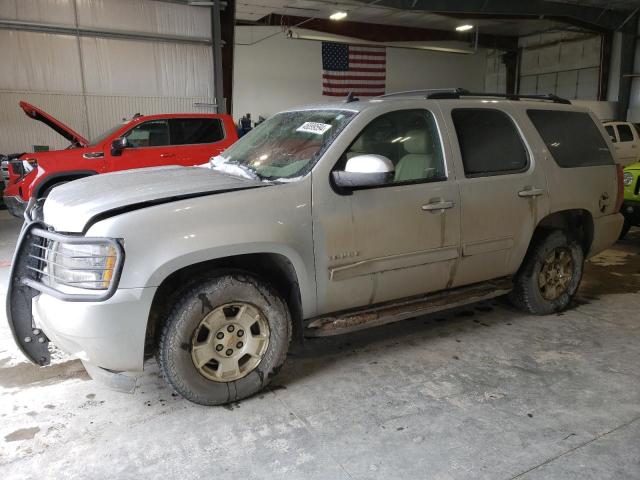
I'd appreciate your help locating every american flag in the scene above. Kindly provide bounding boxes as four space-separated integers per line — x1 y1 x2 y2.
322 42 386 97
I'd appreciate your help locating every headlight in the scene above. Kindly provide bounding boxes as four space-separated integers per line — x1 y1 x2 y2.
44 241 119 291
623 171 633 186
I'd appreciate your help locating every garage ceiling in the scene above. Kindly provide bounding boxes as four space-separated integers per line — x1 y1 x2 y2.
236 0 638 35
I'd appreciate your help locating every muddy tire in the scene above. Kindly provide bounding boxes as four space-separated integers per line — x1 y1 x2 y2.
157 271 291 405
510 230 584 315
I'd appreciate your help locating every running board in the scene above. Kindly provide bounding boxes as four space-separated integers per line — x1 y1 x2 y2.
305 278 512 337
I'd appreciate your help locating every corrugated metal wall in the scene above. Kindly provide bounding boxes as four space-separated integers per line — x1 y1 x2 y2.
518 33 602 100
484 50 507 93
0 0 215 153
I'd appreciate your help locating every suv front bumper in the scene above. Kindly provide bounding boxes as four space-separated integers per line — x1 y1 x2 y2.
3 195 26 217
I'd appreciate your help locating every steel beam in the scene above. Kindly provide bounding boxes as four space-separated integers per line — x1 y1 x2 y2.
211 2 226 113
354 0 633 33
0 19 212 45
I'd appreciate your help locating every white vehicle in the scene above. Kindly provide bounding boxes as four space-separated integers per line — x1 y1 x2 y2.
604 121 640 167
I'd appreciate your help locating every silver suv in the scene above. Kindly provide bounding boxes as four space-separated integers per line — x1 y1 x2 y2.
8 90 624 405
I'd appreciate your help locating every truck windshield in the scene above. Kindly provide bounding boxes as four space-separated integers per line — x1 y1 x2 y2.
215 109 356 180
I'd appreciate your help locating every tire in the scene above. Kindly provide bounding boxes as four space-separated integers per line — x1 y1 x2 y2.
157 271 291 406
619 217 632 240
510 230 584 315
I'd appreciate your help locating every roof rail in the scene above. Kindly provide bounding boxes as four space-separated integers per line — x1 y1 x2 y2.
426 89 571 104
378 88 466 99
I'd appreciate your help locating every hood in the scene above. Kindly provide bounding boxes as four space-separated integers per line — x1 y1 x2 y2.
43 166 263 232
624 162 640 171
20 101 89 147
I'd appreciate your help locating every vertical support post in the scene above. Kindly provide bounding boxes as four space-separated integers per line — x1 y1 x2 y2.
211 1 225 114
617 13 639 120
599 32 612 101
220 0 235 115
502 51 518 95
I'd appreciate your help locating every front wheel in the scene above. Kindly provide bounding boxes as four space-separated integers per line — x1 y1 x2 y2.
510 230 584 315
157 272 291 405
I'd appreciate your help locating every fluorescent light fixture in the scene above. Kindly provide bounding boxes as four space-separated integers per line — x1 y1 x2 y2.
330 11 348 21
456 24 474 32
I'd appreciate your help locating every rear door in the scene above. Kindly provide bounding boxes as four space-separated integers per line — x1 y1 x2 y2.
440 103 549 287
168 117 229 165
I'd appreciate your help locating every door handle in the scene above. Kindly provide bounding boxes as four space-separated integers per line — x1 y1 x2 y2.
422 200 454 211
518 187 545 198
160 153 175 158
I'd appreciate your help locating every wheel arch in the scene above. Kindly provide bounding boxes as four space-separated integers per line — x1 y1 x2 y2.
519 209 594 272
34 170 98 197
145 252 306 358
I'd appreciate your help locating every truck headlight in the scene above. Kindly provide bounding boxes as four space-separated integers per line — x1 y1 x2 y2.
623 171 633 186
44 241 119 290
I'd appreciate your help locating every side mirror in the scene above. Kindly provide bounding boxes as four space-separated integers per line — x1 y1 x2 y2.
332 154 395 190
111 137 128 156
610 136 617 143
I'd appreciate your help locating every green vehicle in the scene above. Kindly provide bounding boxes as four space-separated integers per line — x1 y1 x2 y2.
621 162 640 238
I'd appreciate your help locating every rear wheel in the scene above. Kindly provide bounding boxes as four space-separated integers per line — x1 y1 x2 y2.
157 272 291 405
511 230 584 315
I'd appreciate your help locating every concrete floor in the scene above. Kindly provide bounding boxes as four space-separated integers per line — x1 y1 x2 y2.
0 209 639 479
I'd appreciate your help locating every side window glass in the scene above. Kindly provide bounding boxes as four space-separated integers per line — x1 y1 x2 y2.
170 118 224 145
617 124 634 142
452 109 528 177
124 120 169 148
605 125 616 141
341 109 445 184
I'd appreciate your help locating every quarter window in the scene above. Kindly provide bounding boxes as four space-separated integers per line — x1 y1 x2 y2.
605 125 616 141
617 124 634 142
124 120 169 148
340 109 446 184
452 109 528 177
527 110 614 168
170 118 224 145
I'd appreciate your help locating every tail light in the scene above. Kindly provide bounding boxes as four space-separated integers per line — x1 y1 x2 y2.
615 164 624 212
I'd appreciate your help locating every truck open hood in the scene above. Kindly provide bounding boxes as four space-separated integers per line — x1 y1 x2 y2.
43 166 263 232
20 101 89 147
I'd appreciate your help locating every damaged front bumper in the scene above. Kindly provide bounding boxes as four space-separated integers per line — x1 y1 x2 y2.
6 221 157 391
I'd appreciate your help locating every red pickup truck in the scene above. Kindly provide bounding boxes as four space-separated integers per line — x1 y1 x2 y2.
2 102 238 217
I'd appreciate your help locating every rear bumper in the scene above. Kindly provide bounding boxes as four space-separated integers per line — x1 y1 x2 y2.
589 213 624 258
3 195 26 217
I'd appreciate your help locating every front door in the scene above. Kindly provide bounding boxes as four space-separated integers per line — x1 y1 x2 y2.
106 119 173 171
312 108 461 315
440 104 550 287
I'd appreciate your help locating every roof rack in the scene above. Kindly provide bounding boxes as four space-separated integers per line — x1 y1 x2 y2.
379 88 571 104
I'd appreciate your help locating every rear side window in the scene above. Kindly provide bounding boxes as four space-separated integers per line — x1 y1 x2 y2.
527 110 614 167
452 109 528 177
617 124 634 142
605 125 615 140
170 118 224 145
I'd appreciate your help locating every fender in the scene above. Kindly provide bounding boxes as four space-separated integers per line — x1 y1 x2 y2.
34 170 98 198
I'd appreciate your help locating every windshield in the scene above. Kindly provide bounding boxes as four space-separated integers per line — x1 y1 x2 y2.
89 123 126 147
215 109 356 180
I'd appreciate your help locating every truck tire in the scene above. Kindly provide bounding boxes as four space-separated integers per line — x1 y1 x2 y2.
157 271 291 405
510 230 584 315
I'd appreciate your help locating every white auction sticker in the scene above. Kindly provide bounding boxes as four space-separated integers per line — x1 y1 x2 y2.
296 122 332 135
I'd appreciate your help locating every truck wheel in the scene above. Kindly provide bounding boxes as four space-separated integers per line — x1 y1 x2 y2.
157 272 291 405
619 218 632 240
510 230 584 315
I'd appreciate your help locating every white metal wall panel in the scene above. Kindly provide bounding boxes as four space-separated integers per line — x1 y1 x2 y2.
0 91 87 153
0 0 76 25
484 51 506 93
519 76 537 95
576 68 599 100
80 37 214 97
556 70 578 99
76 0 211 39
0 30 84 93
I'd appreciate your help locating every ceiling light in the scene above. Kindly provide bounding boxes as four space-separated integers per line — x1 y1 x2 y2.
456 24 474 32
330 11 348 21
